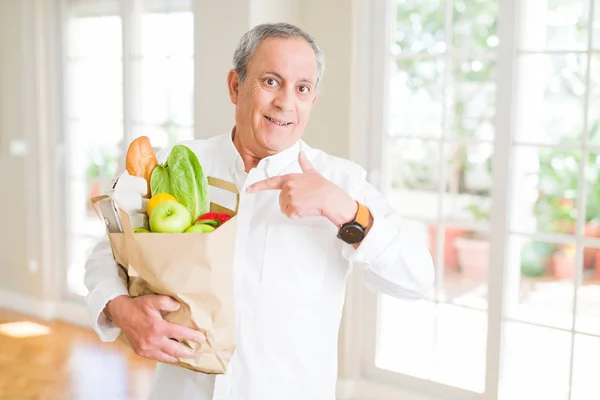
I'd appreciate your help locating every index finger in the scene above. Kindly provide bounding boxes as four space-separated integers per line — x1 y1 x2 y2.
246 175 286 193
165 323 207 345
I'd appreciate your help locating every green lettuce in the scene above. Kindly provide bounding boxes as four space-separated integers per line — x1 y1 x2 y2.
150 163 170 196
167 145 209 221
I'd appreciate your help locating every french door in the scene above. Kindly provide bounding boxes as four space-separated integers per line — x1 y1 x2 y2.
363 1 600 399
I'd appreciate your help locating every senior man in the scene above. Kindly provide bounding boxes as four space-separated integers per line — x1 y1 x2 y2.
85 22 434 400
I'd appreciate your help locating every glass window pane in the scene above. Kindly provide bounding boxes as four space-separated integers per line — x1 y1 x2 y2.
169 58 194 126
376 299 487 393
585 152 600 235
394 0 445 55
67 16 122 59
67 121 123 182
376 298 436 379
595 2 600 50
572 334 600 400
431 305 486 393
387 139 441 222
449 229 490 297
431 225 489 310
452 0 498 52
576 247 600 336
511 146 582 236
389 59 444 138
450 58 496 141
518 0 590 52
501 322 571 400
133 58 193 126
132 124 169 150
67 60 123 121
514 54 587 145
133 59 169 124
140 11 193 57
507 236 575 331
133 124 194 152
444 141 493 201
589 55 600 144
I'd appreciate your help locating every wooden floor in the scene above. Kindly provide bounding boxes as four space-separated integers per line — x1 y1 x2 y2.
0 308 156 400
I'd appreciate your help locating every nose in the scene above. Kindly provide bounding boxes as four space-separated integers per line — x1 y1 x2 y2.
273 87 295 112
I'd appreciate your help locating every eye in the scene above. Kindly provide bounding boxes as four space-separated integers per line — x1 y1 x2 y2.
265 78 277 86
298 85 311 94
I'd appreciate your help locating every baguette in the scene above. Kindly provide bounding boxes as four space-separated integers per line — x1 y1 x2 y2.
126 136 158 198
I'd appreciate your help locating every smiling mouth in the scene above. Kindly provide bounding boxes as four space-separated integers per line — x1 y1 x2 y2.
264 115 293 126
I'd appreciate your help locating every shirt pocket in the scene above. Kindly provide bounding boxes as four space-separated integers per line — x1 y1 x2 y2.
261 222 331 293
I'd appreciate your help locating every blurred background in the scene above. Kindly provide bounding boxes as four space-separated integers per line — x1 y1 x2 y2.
1 0 599 399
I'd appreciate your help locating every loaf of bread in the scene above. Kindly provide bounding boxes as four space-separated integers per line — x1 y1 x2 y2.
125 136 158 198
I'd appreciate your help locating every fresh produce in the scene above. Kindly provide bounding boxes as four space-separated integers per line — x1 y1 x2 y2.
185 224 216 233
166 145 209 221
147 193 178 217
149 201 193 233
126 136 158 198
117 136 232 234
195 212 232 227
151 164 170 197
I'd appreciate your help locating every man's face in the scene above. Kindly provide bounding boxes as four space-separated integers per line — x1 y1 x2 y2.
228 37 319 156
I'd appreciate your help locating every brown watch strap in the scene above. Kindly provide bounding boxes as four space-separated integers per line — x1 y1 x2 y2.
355 202 369 228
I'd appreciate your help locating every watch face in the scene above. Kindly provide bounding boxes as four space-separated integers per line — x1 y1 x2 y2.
339 224 365 244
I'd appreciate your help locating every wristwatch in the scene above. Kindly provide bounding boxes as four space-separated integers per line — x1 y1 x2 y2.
337 202 369 244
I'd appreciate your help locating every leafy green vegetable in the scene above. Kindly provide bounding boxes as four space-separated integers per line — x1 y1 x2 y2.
167 145 209 221
150 163 170 197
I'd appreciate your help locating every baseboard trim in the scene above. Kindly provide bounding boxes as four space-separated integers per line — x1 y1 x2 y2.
54 301 91 328
0 289 91 329
0 289 55 320
336 379 359 399
337 379 451 400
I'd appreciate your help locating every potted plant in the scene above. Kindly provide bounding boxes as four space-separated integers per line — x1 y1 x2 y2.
533 146 600 275
551 243 577 279
455 203 491 281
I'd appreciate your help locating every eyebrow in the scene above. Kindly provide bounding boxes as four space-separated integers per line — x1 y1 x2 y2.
264 71 315 86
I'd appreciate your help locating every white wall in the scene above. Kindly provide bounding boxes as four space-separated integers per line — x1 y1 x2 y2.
0 0 60 318
0 1 40 299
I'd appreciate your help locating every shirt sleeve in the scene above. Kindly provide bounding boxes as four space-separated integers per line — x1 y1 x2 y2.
341 166 435 299
84 234 129 342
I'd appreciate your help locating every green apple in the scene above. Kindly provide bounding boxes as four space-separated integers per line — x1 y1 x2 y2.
149 201 192 233
133 227 150 233
195 219 220 227
185 223 215 233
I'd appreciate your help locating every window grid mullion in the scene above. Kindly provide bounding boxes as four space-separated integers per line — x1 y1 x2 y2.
567 0 596 397
120 0 137 151
485 0 519 396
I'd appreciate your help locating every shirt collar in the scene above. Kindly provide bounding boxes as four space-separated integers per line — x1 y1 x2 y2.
224 126 306 178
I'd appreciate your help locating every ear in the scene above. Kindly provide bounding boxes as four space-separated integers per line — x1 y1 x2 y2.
227 69 240 104
311 94 319 106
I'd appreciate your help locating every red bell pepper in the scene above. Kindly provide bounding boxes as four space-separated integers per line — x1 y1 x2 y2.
196 212 232 227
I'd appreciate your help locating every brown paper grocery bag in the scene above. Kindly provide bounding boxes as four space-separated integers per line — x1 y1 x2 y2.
91 176 239 374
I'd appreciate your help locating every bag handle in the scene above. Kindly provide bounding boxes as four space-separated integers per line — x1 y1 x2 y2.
207 176 240 216
90 194 109 220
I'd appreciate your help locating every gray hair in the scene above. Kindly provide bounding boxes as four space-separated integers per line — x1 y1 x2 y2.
233 22 325 88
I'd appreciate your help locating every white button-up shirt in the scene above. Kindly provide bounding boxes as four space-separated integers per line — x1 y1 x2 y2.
84 131 434 400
